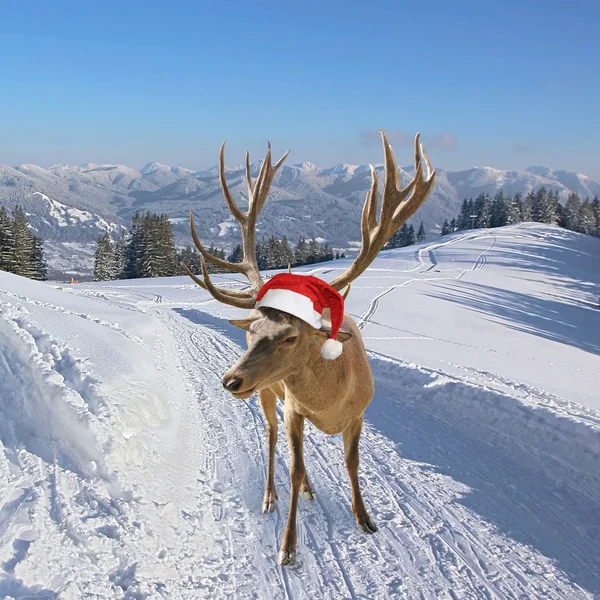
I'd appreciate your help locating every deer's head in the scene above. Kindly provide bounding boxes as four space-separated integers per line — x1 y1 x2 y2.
182 131 435 397
221 307 351 398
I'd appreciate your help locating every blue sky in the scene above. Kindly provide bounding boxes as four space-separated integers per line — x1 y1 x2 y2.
1 0 598 176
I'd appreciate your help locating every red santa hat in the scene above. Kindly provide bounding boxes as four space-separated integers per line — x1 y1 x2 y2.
255 273 345 360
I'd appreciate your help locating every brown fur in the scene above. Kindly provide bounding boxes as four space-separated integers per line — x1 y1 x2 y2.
184 130 436 564
224 307 377 564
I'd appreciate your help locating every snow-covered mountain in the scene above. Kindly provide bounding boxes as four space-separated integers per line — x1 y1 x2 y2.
1 158 599 278
1 224 599 597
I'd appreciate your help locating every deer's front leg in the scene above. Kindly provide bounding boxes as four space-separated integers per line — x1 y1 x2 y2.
259 389 278 513
343 416 378 534
278 407 306 566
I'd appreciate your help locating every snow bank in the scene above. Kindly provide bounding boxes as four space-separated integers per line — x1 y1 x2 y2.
0 301 110 479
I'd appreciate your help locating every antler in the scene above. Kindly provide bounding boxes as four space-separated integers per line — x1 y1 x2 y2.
328 130 436 292
183 140 290 308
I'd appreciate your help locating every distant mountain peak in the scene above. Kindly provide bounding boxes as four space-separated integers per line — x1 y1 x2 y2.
293 162 321 173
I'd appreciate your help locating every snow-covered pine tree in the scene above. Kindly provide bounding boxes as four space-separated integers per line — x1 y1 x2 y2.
113 234 127 278
206 245 226 273
278 237 294 268
122 212 143 279
94 233 115 281
579 199 597 235
592 197 600 235
406 224 416 245
457 199 474 230
228 244 243 263
294 238 309 266
507 193 522 225
256 237 268 270
490 191 509 227
416 221 426 242
440 219 450 236
449 217 457 232
0 206 17 273
178 245 201 275
560 193 581 231
307 239 320 264
31 235 47 281
474 193 491 228
11 206 36 278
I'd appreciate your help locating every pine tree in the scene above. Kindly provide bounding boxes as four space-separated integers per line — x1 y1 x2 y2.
113 234 126 278
256 237 268 270
307 239 320 264
592 197 600 230
11 206 36 278
458 199 474 230
440 219 450 236
507 193 522 225
416 221 426 242
0 206 16 273
522 190 534 222
122 212 143 279
294 238 309 266
228 244 243 263
406 224 416 245
31 236 47 281
449 217 457 232
94 233 115 281
474 193 491 228
560 193 581 231
490 191 509 227
579 200 596 235
155 214 178 276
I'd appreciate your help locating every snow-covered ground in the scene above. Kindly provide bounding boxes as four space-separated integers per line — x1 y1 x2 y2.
0 223 599 599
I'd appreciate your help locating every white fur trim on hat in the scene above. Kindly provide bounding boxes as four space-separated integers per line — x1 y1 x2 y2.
321 338 343 360
255 288 322 329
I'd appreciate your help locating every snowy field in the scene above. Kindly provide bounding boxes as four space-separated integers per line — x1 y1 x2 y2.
0 223 599 599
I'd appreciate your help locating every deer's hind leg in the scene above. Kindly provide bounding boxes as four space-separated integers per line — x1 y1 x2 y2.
259 389 278 513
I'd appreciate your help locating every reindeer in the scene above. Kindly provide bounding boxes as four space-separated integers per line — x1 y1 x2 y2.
182 130 435 565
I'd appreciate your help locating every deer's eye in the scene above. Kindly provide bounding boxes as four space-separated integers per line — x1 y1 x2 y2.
281 336 298 345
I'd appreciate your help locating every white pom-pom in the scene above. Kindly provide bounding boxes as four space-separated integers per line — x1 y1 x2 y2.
321 338 343 360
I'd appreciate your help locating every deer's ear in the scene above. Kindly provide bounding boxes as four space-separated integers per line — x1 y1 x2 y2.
228 318 258 331
315 327 353 343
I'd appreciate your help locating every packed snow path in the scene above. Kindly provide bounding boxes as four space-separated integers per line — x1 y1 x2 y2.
0 224 599 598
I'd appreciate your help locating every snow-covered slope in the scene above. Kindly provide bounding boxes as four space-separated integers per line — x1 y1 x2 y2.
0 224 599 598
1 155 599 279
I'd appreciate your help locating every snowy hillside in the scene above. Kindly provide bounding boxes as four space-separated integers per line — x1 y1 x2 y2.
1 156 599 279
0 223 599 598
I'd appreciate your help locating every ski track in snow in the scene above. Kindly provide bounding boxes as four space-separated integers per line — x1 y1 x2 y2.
356 229 499 329
0 225 599 598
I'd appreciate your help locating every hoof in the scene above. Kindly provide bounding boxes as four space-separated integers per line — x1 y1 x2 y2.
262 499 277 514
278 550 296 566
358 517 378 534
301 489 317 501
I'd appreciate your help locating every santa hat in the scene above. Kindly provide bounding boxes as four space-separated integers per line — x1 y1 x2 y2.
255 273 345 360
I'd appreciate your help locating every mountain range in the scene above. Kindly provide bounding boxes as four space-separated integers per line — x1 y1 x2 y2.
1 158 598 279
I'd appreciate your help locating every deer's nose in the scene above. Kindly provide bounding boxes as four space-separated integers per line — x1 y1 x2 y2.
223 376 244 393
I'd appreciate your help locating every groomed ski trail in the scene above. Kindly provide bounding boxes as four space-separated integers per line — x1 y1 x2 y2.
149 304 599 599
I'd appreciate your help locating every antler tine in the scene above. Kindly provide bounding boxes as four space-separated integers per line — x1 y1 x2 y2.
329 129 436 292
251 146 290 216
219 142 245 223
198 255 256 308
378 129 404 225
366 164 379 231
245 151 254 198
181 261 255 305
189 211 246 274
185 138 290 305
